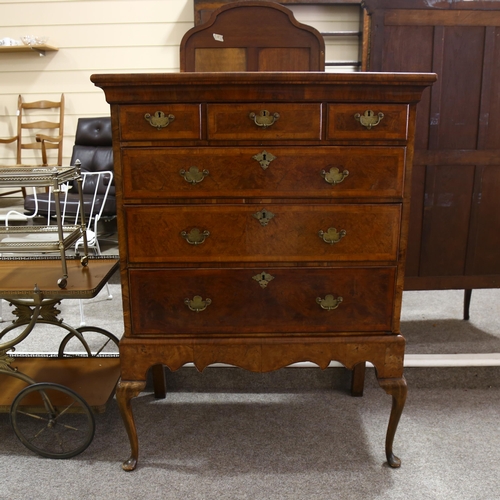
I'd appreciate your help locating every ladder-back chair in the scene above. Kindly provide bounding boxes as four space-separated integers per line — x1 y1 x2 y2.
0 94 64 196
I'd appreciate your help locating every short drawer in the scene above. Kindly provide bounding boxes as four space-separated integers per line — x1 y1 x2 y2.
119 104 201 141
328 104 408 141
129 267 396 335
122 146 405 200
125 204 401 263
207 103 322 140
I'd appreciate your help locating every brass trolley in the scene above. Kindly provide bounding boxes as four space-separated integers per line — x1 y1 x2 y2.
0 257 120 458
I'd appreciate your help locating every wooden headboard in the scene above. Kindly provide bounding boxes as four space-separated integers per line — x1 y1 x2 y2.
180 1 325 72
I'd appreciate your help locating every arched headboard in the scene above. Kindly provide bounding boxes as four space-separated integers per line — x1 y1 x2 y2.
180 1 325 72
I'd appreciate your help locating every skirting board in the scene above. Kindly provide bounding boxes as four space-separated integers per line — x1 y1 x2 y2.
300 353 500 368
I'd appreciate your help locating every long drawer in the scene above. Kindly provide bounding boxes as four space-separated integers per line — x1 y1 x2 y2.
122 146 406 200
125 204 401 263
128 267 396 335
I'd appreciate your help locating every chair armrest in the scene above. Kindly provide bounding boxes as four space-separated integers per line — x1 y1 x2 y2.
36 134 63 166
0 135 18 144
35 134 63 144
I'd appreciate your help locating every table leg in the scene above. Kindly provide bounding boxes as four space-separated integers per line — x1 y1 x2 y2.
350 362 366 397
151 364 167 399
116 379 146 471
464 289 472 320
377 376 407 468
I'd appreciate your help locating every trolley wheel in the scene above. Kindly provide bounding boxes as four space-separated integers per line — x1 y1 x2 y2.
57 277 67 289
10 382 95 459
57 327 120 358
80 255 89 267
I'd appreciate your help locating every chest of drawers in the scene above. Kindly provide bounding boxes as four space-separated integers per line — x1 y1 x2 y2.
92 71 435 471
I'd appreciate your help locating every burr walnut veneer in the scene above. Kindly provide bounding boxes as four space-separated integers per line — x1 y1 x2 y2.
91 71 435 471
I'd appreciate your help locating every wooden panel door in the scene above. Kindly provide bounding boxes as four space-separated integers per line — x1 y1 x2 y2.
365 1 500 298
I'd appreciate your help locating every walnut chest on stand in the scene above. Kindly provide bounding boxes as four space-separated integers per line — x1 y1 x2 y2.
91 71 436 471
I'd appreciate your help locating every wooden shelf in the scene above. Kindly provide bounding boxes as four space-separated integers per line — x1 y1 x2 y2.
0 44 58 56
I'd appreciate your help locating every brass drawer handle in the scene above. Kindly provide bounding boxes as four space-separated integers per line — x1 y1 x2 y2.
316 294 343 311
249 110 280 129
318 227 346 244
184 295 212 312
321 167 349 185
354 110 384 129
144 111 175 129
180 166 209 184
181 228 210 245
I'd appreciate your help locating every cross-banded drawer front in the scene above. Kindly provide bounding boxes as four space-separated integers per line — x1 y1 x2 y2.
122 146 406 200
125 204 401 263
328 104 408 141
129 267 396 335
207 103 322 140
119 104 201 141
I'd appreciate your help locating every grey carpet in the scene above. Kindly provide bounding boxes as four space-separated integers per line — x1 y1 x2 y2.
1 286 499 499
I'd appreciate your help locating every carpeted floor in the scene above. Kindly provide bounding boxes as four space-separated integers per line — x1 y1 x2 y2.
0 285 499 499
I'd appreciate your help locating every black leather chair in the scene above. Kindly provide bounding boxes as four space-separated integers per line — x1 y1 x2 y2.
24 117 115 219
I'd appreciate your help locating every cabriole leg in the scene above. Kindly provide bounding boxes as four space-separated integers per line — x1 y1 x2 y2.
377 377 407 468
116 379 146 471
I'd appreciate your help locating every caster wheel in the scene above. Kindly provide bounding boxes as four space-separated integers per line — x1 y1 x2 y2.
57 277 67 289
10 382 95 459
80 255 89 267
58 327 120 358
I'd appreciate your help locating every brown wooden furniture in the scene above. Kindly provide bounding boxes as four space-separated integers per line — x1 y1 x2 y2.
92 70 435 471
0 94 65 197
361 0 500 318
180 1 325 71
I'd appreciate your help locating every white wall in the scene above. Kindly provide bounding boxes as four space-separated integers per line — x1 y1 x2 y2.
0 0 360 168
